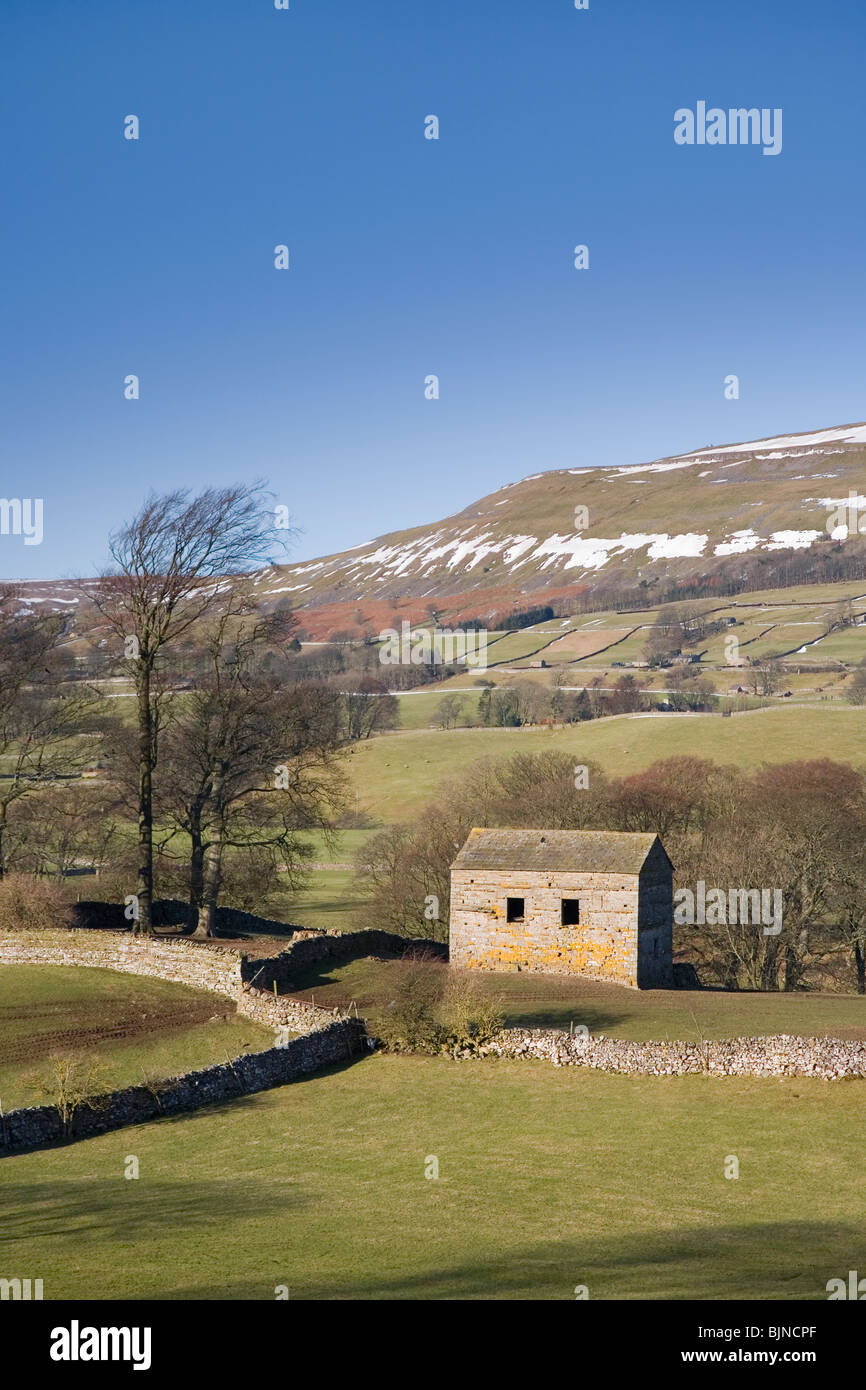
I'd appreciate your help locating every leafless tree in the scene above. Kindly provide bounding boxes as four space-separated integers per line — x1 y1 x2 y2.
0 587 102 876
85 485 289 931
340 677 399 740
750 657 783 697
157 596 345 935
434 693 466 729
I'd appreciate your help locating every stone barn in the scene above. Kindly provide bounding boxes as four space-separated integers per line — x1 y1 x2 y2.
449 828 673 988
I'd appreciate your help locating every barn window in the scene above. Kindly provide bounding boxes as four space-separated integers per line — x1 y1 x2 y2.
561 898 580 926
506 897 525 923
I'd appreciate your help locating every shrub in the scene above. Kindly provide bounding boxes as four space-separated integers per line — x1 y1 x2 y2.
439 971 504 1054
26 1052 111 1133
374 959 504 1056
0 873 74 931
375 958 446 1054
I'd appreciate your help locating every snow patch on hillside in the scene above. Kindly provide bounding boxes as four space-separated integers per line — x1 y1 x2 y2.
528 531 710 571
609 459 702 477
714 529 760 556
503 536 536 564
766 530 823 550
680 423 866 459
647 533 708 559
817 494 866 509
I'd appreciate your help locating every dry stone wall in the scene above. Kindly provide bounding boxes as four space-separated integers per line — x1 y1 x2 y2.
0 928 366 1156
240 928 446 992
0 923 445 1155
70 899 319 937
0 1019 365 1156
480 1027 866 1079
0 928 353 1034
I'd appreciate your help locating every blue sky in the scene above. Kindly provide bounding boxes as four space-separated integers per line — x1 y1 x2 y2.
1 0 864 579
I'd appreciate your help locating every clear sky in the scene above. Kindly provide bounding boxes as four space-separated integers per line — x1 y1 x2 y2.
1 0 864 579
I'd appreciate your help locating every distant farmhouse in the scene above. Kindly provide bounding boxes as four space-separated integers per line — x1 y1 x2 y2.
449 829 673 989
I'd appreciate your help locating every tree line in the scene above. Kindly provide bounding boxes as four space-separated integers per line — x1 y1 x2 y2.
355 751 866 992
0 484 398 935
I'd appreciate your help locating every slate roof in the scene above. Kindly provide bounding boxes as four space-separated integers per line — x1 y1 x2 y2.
451 828 671 874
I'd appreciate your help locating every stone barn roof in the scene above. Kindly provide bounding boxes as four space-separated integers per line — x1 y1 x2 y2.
451 828 672 874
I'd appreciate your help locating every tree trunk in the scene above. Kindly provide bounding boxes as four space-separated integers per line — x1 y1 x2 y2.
855 941 866 996
195 897 218 938
194 790 224 939
759 936 781 992
136 664 154 933
194 836 223 938
0 805 7 879
188 814 204 921
777 942 801 993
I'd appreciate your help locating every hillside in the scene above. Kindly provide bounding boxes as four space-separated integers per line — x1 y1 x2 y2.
12 422 866 641
250 422 866 636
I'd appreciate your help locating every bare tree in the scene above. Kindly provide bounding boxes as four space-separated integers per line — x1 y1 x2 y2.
157 597 345 935
10 783 127 882
845 658 866 706
643 606 687 666
510 680 552 726
341 677 400 740
750 657 783 697
434 693 465 729
85 485 288 932
0 587 102 876
26 1053 110 1135
831 815 866 992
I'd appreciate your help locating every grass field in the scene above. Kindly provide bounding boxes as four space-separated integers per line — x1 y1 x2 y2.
2 1052 864 1299
8 577 866 1305
347 705 866 823
0 966 273 1110
410 582 866 687
289 867 366 933
279 957 866 1038
68 704 866 929
394 689 482 729
806 627 866 661
482 631 563 665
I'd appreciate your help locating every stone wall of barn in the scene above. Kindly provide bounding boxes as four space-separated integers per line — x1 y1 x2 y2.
449 869 641 986
637 857 674 988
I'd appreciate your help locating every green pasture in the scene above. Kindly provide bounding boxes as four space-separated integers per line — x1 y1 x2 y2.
2 1052 864 1299
347 705 866 823
281 955 866 1037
